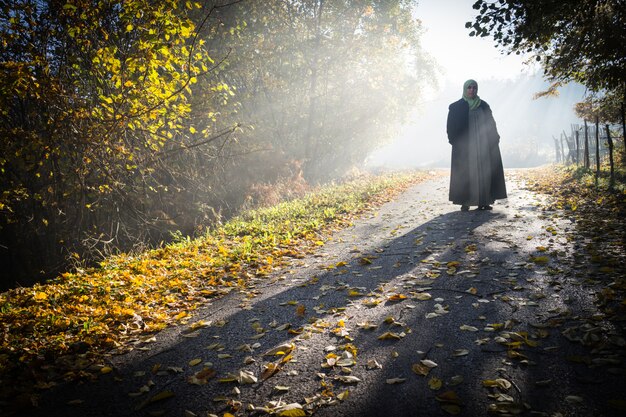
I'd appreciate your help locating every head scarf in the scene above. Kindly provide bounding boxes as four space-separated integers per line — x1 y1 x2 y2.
462 79 481 110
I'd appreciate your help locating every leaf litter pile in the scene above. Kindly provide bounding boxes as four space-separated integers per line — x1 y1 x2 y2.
0 171 433 410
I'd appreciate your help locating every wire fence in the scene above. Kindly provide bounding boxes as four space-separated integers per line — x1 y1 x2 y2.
553 123 624 167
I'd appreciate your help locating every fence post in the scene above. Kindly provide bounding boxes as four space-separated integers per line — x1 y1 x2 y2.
584 120 590 168
595 116 600 184
606 125 615 189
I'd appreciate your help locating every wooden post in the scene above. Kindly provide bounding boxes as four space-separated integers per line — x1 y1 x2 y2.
595 116 600 184
584 120 590 168
574 129 580 165
606 125 615 189
622 97 626 164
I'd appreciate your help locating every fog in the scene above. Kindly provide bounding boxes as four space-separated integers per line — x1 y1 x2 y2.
366 76 588 169
366 0 589 170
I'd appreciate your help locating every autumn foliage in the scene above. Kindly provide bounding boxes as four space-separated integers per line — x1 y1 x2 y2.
0 0 432 289
0 171 430 398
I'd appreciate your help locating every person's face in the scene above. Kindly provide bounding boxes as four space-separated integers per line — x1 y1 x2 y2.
466 84 478 98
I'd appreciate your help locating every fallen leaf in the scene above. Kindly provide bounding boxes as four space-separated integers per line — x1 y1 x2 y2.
188 358 202 366
187 367 216 385
357 321 378 330
412 363 431 376
414 292 432 301
264 343 295 356
367 359 382 369
387 293 407 302
482 378 512 390
459 325 479 332
135 390 175 410
276 403 306 417
386 377 406 384
337 390 350 401
378 332 403 340
435 390 462 404
428 377 443 390
450 375 464 386
565 395 584 404
420 359 438 368
335 375 361 384
237 370 257 384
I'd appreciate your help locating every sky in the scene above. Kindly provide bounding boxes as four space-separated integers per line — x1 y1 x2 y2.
367 0 588 169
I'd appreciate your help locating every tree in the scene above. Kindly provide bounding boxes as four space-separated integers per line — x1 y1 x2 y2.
469 0 625 165
467 0 626 92
206 0 435 182
0 0 233 287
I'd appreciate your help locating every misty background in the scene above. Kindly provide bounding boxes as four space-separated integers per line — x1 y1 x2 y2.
367 76 587 169
367 0 588 169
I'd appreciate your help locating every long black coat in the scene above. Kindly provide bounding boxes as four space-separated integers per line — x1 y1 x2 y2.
446 98 507 205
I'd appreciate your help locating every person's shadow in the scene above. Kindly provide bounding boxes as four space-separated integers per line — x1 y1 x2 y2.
28 208 543 417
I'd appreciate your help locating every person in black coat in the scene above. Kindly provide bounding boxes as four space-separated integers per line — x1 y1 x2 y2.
446 79 507 211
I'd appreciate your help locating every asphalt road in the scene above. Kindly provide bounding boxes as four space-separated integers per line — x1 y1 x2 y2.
29 170 625 417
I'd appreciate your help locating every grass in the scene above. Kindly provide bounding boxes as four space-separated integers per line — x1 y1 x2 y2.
0 170 434 389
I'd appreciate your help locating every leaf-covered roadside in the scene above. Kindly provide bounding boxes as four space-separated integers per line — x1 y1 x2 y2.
0 171 433 392
518 163 626 351
520 164 625 280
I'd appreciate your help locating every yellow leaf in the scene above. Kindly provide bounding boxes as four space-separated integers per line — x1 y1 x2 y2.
100 366 113 374
530 256 549 264
33 292 48 301
388 293 407 302
378 332 403 340
411 362 431 376
126 24 134 32
428 377 443 390
189 358 202 366
482 378 511 390
414 292 432 301
189 126 196 134
264 343 295 356
277 404 306 417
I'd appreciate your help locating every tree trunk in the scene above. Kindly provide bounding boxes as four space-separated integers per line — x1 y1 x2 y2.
605 124 615 190
553 136 560 163
622 96 626 165
595 116 600 184
584 120 590 168
304 0 324 181
574 130 580 165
